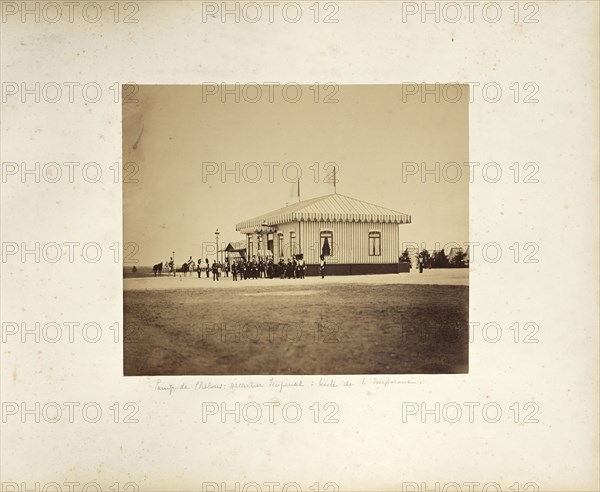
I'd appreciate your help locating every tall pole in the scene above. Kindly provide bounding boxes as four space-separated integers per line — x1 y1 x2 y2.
215 229 219 264
333 166 337 194
172 250 175 277
298 220 302 256
297 179 301 203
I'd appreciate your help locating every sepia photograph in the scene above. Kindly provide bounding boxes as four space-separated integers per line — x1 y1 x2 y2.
122 84 469 376
3 1 599 490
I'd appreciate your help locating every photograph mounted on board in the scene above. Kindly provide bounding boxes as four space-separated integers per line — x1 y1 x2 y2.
122 84 469 376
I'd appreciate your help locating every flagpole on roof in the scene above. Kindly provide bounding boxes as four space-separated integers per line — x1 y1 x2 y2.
333 166 337 194
298 178 301 203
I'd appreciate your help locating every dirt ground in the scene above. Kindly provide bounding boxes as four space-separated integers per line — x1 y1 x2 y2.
123 273 468 375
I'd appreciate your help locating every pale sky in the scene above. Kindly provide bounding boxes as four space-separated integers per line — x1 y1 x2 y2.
123 85 468 265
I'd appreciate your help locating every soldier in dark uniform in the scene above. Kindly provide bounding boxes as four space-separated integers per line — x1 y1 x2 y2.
212 260 219 281
297 256 305 279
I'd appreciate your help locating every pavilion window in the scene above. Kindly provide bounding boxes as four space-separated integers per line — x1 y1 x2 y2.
290 231 296 256
320 230 333 257
267 233 274 255
278 233 284 257
369 231 381 256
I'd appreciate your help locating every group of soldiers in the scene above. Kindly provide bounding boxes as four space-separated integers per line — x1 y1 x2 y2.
163 253 328 280
165 255 311 280
230 256 307 281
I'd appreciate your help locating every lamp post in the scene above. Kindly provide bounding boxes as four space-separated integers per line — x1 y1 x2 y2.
261 221 270 258
172 250 175 277
254 228 260 259
215 229 220 264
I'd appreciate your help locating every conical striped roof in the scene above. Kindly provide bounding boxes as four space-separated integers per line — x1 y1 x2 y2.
236 193 410 232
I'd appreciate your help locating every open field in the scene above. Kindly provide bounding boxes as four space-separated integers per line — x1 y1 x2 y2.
124 270 468 375
124 267 469 287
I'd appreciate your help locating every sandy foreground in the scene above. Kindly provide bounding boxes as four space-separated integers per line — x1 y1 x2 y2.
123 268 469 291
124 278 469 375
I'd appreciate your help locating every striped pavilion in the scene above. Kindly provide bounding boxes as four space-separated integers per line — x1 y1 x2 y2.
235 193 411 275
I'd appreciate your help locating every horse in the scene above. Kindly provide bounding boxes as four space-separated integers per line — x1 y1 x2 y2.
181 262 190 276
153 262 163 276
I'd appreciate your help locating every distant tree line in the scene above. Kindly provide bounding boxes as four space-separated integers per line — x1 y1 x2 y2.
399 248 469 268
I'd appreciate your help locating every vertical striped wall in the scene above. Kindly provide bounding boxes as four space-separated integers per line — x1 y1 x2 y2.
246 221 401 265
300 221 399 264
